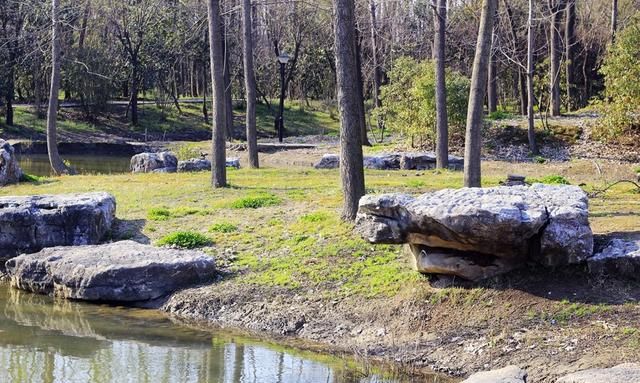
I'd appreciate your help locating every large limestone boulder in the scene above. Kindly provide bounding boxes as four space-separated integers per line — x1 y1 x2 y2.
314 154 340 169
0 139 22 186
0 192 115 261
356 184 593 280
363 153 402 170
588 238 640 279
5 240 216 302
557 363 640 383
130 152 177 173
400 152 464 171
461 366 527 383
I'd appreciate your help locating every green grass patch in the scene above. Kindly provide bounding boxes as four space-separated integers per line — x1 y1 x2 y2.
299 211 331 223
148 207 172 221
530 174 570 185
406 179 426 188
231 193 281 209
157 231 212 249
209 222 238 233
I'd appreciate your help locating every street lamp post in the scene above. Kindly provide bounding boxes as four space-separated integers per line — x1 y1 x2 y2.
276 53 290 143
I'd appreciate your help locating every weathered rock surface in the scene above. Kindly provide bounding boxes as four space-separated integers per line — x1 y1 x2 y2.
0 192 115 261
177 158 240 172
356 184 593 280
0 139 22 186
557 363 640 383
314 152 464 170
461 366 527 383
588 238 640 279
130 152 177 173
5 240 216 302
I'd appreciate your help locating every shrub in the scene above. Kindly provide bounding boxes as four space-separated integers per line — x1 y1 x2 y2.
231 193 281 209
374 57 470 147
20 173 45 183
148 207 171 221
209 222 238 233
596 15 640 141
157 231 212 249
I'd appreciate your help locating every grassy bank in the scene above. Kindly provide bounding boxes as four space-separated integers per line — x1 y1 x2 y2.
1 160 639 380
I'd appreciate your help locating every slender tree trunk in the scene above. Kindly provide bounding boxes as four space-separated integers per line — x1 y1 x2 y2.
5 73 14 126
433 0 449 169
369 0 383 137
518 70 527 115
565 0 575 112
611 0 618 42
207 0 227 187
527 0 538 154
463 0 497 188
223 42 234 140
47 0 71 175
242 0 259 168
354 28 371 146
202 66 209 124
334 0 365 221
487 2 499 114
549 0 563 116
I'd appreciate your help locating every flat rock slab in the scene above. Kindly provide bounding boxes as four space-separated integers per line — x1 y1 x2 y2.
0 139 22 186
461 366 527 383
177 158 240 172
356 184 593 280
130 152 177 173
0 192 115 261
5 240 216 302
557 363 640 383
314 153 464 170
588 238 640 279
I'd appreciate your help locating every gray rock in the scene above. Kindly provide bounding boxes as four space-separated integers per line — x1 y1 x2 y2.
5 240 216 302
588 238 640 279
400 152 464 171
356 184 593 280
314 154 340 169
130 152 178 173
557 363 640 383
0 139 22 186
177 158 240 172
0 192 115 261
461 366 527 383
363 153 402 170
314 152 464 171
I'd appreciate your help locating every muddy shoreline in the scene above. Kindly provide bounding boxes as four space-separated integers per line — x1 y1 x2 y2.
158 265 640 383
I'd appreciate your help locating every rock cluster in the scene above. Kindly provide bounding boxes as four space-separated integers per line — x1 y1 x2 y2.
588 238 640 279
6 240 216 302
177 157 241 172
464 364 640 383
356 184 593 280
314 152 464 171
0 192 116 261
0 139 22 186
130 152 178 173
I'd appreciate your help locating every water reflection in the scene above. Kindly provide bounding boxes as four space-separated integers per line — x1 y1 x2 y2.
17 154 131 176
0 285 446 383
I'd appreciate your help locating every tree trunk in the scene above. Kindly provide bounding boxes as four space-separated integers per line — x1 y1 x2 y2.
433 0 449 169
334 0 365 221
47 0 71 175
369 0 383 138
242 0 259 168
223 40 234 141
354 27 371 146
565 0 576 112
5 73 14 126
207 0 227 188
130 68 139 125
463 0 497 188
487 2 499 114
611 0 618 42
527 0 539 154
549 0 563 116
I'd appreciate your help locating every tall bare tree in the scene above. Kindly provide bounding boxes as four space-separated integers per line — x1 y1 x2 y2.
207 0 227 187
242 0 258 168
611 0 618 42
463 0 498 188
565 0 576 111
334 0 365 221
549 0 564 116
369 0 384 139
432 0 449 169
527 0 538 154
46 0 71 175
487 2 499 114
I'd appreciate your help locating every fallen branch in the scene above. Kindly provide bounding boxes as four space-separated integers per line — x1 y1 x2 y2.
588 180 640 198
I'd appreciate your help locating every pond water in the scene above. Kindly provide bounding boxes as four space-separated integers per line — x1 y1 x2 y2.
18 154 131 176
0 284 448 383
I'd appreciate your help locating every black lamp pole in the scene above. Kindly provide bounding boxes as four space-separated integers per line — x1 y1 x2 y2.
276 53 289 143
